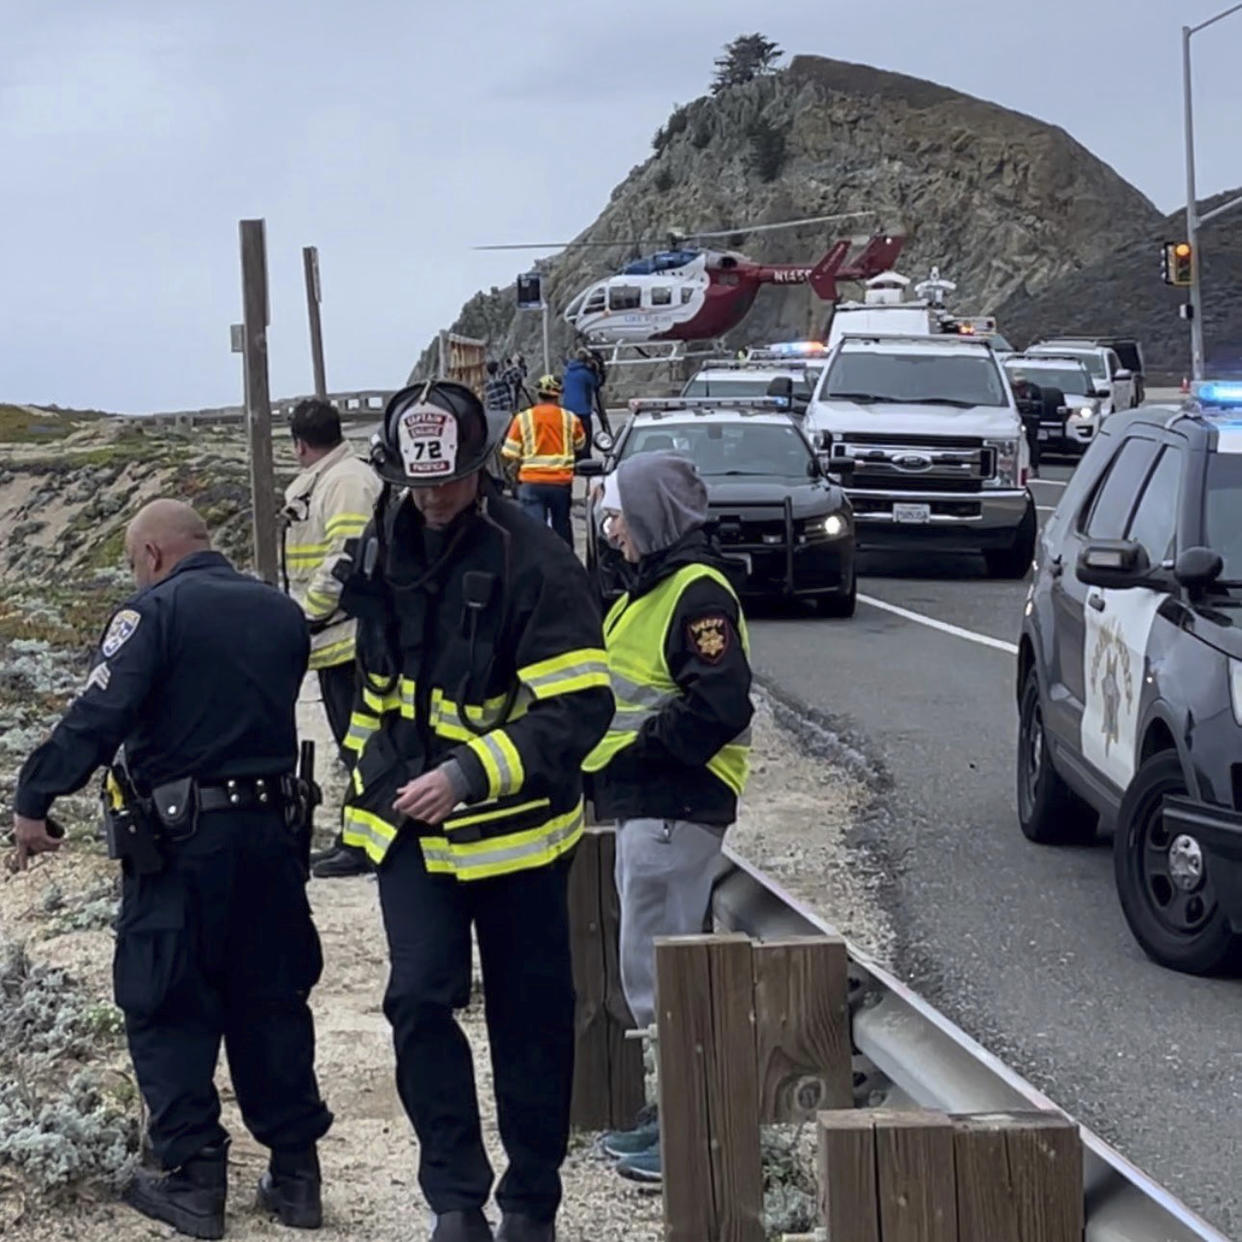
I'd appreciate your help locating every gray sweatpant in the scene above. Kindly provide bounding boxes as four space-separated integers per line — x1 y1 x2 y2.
615 818 724 1029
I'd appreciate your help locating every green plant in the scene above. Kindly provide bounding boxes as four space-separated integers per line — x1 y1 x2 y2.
712 33 783 94
747 116 788 183
654 166 674 193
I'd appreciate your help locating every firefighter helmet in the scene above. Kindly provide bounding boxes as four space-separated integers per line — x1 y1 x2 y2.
372 380 503 488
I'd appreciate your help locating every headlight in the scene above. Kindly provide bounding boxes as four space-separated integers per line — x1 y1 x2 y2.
822 513 847 539
1070 401 1099 420
984 438 1020 488
1229 658 1242 725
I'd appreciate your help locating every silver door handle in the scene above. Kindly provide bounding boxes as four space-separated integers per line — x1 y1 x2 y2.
1088 592 1105 612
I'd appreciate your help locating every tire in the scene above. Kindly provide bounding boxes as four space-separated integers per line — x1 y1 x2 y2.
1113 751 1242 975
984 501 1037 580
1016 666 1097 845
816 565 857 618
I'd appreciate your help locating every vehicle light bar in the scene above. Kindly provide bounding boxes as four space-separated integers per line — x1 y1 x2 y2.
1195 380 1242 406
628 396 791 413
691 358 818 371
753 341 828 357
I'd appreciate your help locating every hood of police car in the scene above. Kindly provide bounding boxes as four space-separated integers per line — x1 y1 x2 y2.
811 399 1019 440
703 475 846 518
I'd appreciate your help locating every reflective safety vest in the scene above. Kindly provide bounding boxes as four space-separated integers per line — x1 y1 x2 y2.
583 563 750 795
501 404 584 485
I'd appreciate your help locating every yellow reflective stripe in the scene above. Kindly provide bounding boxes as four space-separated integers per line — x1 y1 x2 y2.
305 588 339 616
443 796 550 832
308 636 355 670
466 729 524 799
360 676 414 717
518 648 610 700
421 801 584 880
343 709 380 753
341 806 397 864
286 541 330 555
429 687 531 741
324 513 369 536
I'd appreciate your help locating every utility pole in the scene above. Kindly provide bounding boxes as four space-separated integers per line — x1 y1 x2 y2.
1182 4 1242 381
541 300 551 376
303 245 327 398
239 219 279 585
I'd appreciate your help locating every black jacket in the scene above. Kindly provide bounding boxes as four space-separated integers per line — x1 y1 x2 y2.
590 530 753 828
342 484 613 839
16 551 309 817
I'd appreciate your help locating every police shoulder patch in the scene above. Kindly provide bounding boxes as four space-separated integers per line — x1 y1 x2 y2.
687 613 730 663
101 608 142 657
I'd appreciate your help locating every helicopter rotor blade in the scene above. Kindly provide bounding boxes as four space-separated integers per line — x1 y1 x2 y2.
687 211 882 241
473 239 658 251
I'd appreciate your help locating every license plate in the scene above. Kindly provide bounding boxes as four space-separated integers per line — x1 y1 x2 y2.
724 552 752 575
893 503 931 524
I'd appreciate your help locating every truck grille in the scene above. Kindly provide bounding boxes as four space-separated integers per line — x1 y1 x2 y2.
831 434 995 489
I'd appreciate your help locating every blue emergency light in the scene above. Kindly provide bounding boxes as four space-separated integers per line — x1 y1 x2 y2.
764 341 827 357
1196 380 1242 405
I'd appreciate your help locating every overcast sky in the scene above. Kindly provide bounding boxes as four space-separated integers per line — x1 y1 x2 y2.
3 0 1240 412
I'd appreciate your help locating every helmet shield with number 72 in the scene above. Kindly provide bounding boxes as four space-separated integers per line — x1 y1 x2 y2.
372 380 504 488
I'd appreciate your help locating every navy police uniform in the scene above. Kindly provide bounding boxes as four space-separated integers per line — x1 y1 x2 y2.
15 550 332 1172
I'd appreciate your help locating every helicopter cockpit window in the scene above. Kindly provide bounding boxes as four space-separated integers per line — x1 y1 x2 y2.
609 285 642 312
565 291 587 320
583 288 607 315
650 286 673 307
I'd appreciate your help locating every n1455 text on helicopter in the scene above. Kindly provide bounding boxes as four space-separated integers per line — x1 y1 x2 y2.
478 213 906 362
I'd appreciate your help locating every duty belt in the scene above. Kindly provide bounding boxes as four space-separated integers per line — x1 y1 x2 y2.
151 775 291 837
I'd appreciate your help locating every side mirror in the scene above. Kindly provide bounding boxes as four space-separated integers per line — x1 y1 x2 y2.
575 458 605 478
1174 545 1224 595
1093 386 1111 398
1114 369 1133 381
767 377 795 400
1076 539 1151 589
593 430 615 453
815 450 833 474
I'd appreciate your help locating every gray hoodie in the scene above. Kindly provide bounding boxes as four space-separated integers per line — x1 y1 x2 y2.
613 452 709 558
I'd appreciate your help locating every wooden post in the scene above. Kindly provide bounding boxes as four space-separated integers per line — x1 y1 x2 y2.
954 1112 1082 1242
752 937 851 1124
656 935 763 1242
239 219 278 585
875 1112 958 1242
568 827 644 1131
303 246 327 398
817 1112 880 1242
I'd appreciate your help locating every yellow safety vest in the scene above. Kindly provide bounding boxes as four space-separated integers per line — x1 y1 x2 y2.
584 563 750 795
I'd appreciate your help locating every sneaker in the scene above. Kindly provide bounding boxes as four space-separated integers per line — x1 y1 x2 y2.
600 1118 660 1160
311 846 370 879
615 1143 662 1186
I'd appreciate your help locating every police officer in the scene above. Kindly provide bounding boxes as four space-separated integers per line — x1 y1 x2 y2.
336 382 612 1242
11 499 332 1240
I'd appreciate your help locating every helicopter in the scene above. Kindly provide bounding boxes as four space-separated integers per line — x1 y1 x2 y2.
477 213 906 359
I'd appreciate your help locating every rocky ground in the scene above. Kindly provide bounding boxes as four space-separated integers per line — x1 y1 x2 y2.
0 420 892 1240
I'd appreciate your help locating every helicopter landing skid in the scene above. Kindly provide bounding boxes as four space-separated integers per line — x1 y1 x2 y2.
588 338 729 368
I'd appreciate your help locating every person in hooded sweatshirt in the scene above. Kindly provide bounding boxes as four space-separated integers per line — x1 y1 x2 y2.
560 349 601 455
582 452 754 1187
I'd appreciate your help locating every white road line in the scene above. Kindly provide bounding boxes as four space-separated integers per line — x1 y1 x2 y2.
858 594 1020 655
1030 477 1067 488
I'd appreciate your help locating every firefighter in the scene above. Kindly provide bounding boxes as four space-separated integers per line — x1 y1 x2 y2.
336 381 612 1242
582 453 754 1188
10 499 332 1239
501 374 585 547
282 398 382 879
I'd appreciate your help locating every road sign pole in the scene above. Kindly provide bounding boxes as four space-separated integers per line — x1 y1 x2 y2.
239 219 279 586
1182 26 1205 382
541 301 551 376
303 245 327 398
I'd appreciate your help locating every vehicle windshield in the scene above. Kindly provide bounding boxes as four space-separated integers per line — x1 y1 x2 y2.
620 421 813 478
684 372 819 399
1006 364 1091 395
1039 348 1105 379
1204 454 1242 581
822 350 1008 407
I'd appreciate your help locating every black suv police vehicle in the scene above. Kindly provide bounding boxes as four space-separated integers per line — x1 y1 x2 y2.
1017 384 1242 974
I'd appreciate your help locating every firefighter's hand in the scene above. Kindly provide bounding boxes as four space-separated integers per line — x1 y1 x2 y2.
9 814 61 873
393 769 457 826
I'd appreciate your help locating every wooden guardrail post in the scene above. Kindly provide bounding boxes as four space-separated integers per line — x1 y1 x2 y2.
568 827 644 1130
656 934 765 1242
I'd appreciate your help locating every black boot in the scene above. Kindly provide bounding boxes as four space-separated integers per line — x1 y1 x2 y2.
496 1216 554 1242
431 1208 494 1241
123 1141 228 1240
257 1146 322 1229
310 845 370 879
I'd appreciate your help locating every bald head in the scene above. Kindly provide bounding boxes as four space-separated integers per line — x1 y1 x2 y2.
125 499 211 588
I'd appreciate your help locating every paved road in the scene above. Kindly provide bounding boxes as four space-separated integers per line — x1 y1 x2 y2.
749 455 1242 1236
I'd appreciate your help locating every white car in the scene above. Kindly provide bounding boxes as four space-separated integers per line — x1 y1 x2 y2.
805 333 1037 578
1003 353 1102 455
682 358 822 414
1028 340 1136 413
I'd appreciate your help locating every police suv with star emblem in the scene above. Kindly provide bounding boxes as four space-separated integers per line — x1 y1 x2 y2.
1017 382 1242 974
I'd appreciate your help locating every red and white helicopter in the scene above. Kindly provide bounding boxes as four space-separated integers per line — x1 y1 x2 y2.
478 214 906 363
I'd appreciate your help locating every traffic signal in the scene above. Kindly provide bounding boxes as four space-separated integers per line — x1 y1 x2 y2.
516 272 543 309
1162 241 1193 286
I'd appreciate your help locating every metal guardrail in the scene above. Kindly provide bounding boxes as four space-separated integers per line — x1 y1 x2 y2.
710 845 1230 1242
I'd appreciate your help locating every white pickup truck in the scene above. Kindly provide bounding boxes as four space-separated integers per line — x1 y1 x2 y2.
805 333 1037 578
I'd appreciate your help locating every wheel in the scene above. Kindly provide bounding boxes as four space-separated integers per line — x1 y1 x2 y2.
1113 751 1242 974
984 501 1037 579
816 565 857 618
1016 666 1097 844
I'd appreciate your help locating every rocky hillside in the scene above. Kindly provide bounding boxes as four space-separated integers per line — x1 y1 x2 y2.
997 186 1242 376
414 54 1159 382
